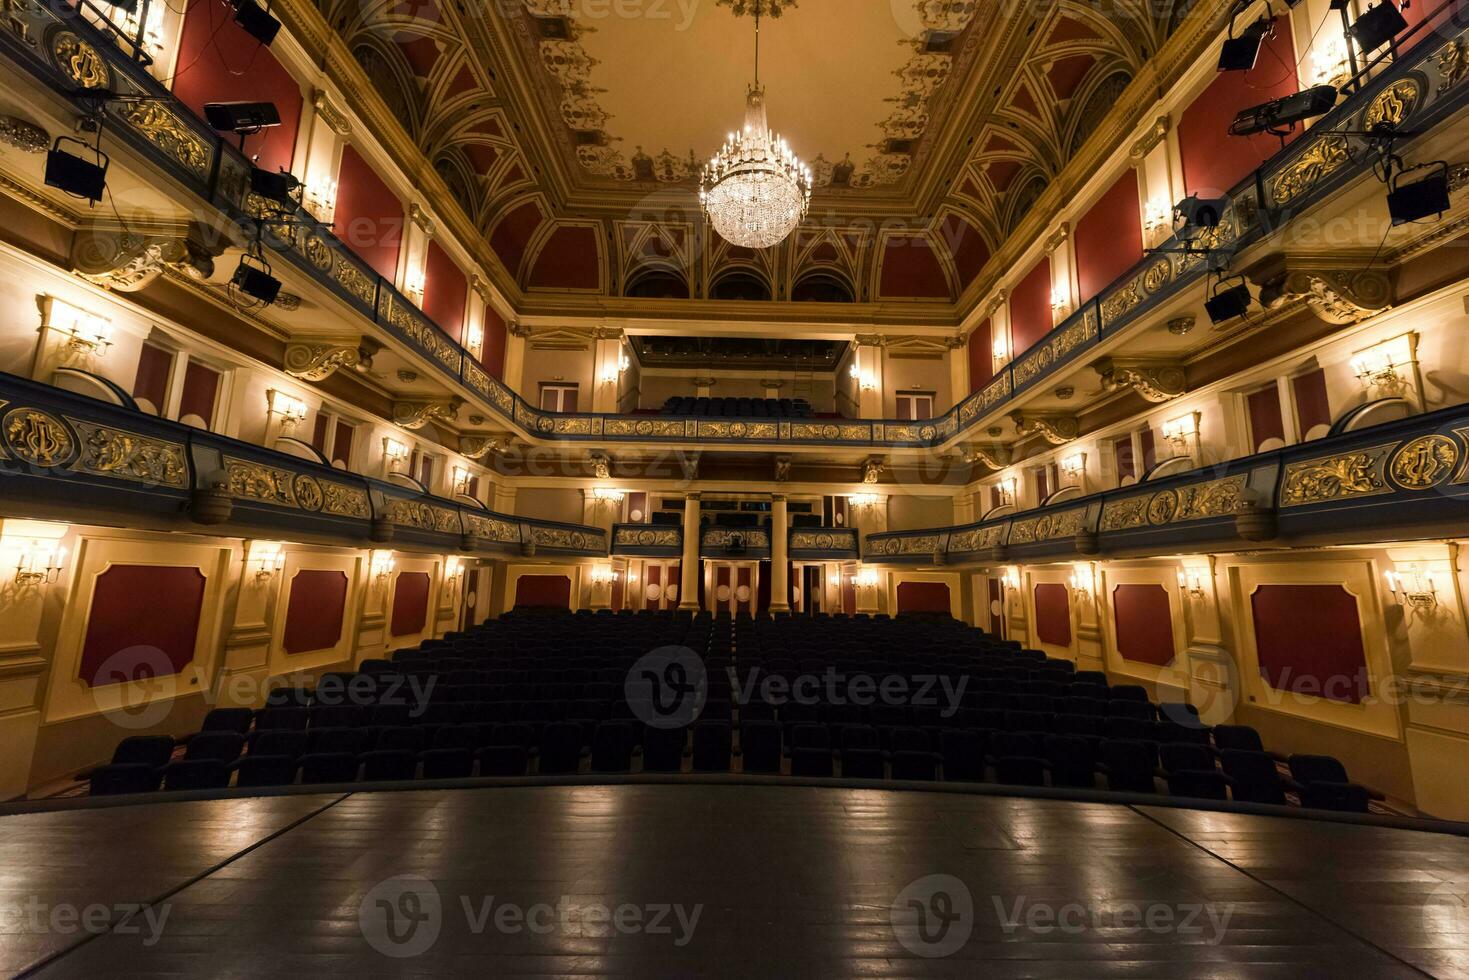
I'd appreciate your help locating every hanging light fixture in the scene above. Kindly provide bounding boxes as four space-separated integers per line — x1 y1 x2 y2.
700 0 811 249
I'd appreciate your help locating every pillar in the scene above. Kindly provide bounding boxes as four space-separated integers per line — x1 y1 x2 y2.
854 336 885 419
770 494 790 613
504 323 528 399
679 493 701 611
952 492 975 527
591 331 625 414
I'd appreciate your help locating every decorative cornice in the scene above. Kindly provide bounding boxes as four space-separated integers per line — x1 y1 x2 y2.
1093 358 1187 404
1129 115 1170 160
1044 224 1070 252
283 341 363 382
1258 267 1394 325
409 203 435 237
1010 412 1079 446
311 90 352 135
392 399 463 430
964 444 1011 470
862 456 886 485
459 434 510 460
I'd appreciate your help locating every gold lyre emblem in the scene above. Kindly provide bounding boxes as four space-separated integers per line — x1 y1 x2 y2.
4 410 73 468
1390 435 1459 491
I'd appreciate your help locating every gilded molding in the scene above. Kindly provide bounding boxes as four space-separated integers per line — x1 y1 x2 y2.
1094 358 1186 403
614 526 681 548
1099 474 1251 532
0 114 48 153
1128 116 1170 160
1272 137 1351 206
67 419 187 488
1280 444 1395 507
1013 315 1096 388
1010 412 1078 446
283 342 362 381
789 529 858 553
393 399 463 431
3 408 73 467
947 525 1005 554
311 90 352 135
1010 508 1087 545
1389 435 1459 491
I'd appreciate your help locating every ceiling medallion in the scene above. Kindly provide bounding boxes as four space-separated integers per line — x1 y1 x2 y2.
700 2 811 249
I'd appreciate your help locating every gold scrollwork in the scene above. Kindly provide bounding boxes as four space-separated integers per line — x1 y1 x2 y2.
4 409 73 467
224 458 293 505
1366 79 1421 131
1273 137 1351 206
68 420 187 488
51 31 109 89
321 483 370 518
116 103 210 178
1280 445 1394 506
292 474 324 512
1390 434 1459 491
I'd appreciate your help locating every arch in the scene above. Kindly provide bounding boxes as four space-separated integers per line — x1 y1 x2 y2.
51 368 138 410
351 40 420 138
981 504 1017 521
1041 486 1085 506
710 270 772 302
1066 69 1134 158
433 150 480 224
625 265 691 299
791 271 855 303
1330 397 1415 435
1143 456 1196 481
1006 173 1051 234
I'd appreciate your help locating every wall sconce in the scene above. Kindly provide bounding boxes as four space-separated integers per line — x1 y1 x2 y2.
384 437 410 470
371 550 396 581
1176 568 1206 598
590 564 618 586
303 177 337 222
250 542 285 582
1059 452 1086 481
1350 334 1415 399
115 0 166 57
992 335 1009 363
1386 568 1438 613
1068 563 1095 602
404 267 426 305
12 539 67 587
47 298 113 357
857 567 879 588
1161 412 1199 451
1309 35 1350 88
1050 286 1070 314
997 476 1018 506
849 492 879 508
1000 568 1020 594
592 487 626 503
464 321 484 352
1144 199 1173 234
451 465 472 497
445 556 463 578
267 389 308 429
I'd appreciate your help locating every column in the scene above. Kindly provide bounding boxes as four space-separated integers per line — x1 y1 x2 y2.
1047 224 1075 325
947 336 968 412
402 204 435 303
591 330 625 414
854 335 885 419
770 494 790 614
679 493 701 611
952 491 975 528
503 322 529 398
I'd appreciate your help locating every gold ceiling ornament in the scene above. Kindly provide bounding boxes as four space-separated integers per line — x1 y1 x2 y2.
718 0 798 17
701 3 811 248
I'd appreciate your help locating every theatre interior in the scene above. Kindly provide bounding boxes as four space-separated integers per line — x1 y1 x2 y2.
7 0 1469 973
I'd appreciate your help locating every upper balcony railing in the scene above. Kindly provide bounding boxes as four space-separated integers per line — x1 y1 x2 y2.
0 371 608 557
4 3 1466 451
864 396 1469 564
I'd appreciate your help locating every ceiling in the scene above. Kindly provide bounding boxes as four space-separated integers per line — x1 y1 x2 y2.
317 0 1204 304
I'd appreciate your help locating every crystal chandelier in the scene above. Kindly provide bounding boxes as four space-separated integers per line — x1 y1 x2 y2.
700 4 811 249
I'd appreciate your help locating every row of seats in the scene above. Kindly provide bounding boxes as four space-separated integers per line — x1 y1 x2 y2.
659 396 813 418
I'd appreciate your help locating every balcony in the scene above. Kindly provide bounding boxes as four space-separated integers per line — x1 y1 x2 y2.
2 5 1465 451
864 399 1469 564
0 371 607 557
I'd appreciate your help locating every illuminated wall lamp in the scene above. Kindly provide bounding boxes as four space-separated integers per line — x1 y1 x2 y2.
267 389 308 430
48 298 114 357
592 487 626 502
997 476 1018 505
1350 337 1414 398
1050 287 1070 313
1176 569 1206 598
992 336 1009 362
251 543 285 582
1000 568 1020 593
371 551 396 581
1144 199 1173 234
13 540 66 587
590 565 618 586
445 556 463 578
403 268 426 304
1386 569 1438 612
1068 565 1094 602
857 567 879 588
303 177 337 222
1309 36 1350 88
1059 452 1086 481
1161 412 1199 451
451 465 472 496
849 492 879 508
383 437 410 469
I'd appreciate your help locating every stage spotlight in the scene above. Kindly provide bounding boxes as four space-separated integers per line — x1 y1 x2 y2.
232 0 280 46
1205 279 1253 325
1349 1 1408 53
1387 162 1451 225
1173 195 1229 239
45 136 108 203
1218 16 1274 71
250 167 301 209
231 252 281 306
1230 85 1339 137
204 101 280 135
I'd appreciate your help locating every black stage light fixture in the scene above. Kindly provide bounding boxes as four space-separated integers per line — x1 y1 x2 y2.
204 101 280 135
1230 85 1339 137
232 252 281 306
232 0 281 46
105 0 140 13
1173 194 1229 239
1349 1 1409 53
1219 16 1274 71
1387 161 1451 224
45 136 109 203
1205 278 1253 325
250 167 301 209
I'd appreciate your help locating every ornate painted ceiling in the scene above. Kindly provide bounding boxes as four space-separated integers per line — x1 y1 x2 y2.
316 0 1203 303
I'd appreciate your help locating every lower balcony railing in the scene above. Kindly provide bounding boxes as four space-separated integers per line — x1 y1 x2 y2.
864 401 1469 564
0 372 607 557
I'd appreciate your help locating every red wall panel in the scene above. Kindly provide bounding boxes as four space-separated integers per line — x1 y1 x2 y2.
1010 257 1053 355
422 240 467 341
1033 583 1072 647
1248 385 1286 451
81 565 207 686
282 570 349 655
481 303 508 379
335 145 404 281
1293 368 1332 436
172 0 302 177
1075 169 1143 303
1179 17 1298 197
1251 584 1369 704
514 574 572 609
390 571 431 637
527 226 601 290
967 318 993 394
896 581 951 614
1112 584 1175 666
879 236 952 299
